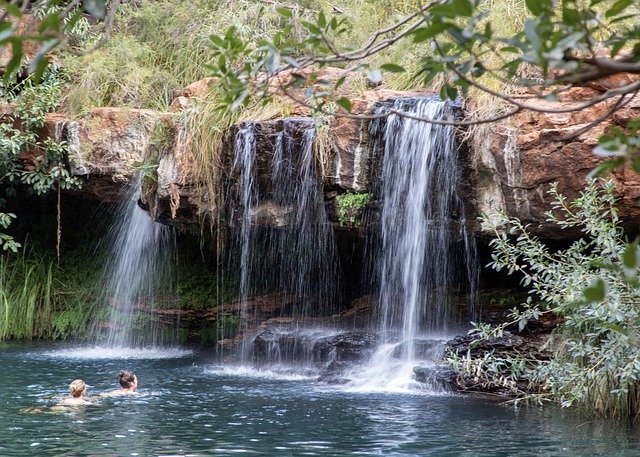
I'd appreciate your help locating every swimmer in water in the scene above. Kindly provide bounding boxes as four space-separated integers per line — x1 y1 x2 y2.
102 370 140 396
19 379 92 413
57 379 91 406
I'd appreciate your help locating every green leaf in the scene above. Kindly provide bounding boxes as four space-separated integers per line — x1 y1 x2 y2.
39 12 62 33
562 6 579 25
412 23 450 43
606 0 633 18
601 322 628 336
1 3 22 17
276 7 293 18
583 278 607 303
452 0 474 17
380 63 405 73
628 119 640 132
611 40 626 58
336 97 352 112
83 0 106 19
431 4 459 19
623 240 639 275
209 34 226 48
4 40 23 79
524 19 541 53
525 0 543 15
30 55 51 83
317 11 326 28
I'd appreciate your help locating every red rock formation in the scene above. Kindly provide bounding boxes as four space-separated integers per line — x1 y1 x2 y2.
474 87 640 238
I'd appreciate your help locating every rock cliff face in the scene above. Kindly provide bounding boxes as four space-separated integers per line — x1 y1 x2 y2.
473 83 640 238
19 76 640 239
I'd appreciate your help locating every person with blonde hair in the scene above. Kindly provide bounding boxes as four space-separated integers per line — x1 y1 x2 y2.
58 379 90 406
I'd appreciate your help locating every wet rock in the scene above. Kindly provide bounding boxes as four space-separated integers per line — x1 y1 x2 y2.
447 331 532 356
252 330 306 362
252 330 378 364
318 360 352 384
313 332 378 362
391 339 446 360
413 365 458 390
444 330 552 396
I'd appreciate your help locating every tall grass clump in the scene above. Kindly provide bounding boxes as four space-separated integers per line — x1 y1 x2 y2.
176 89 295 226
0 251 54 339
0 249 104 340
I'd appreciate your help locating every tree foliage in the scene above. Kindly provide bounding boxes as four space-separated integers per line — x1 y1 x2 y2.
207 1 639 131
467 180 640 420
0 0 110 81
0 67 81 251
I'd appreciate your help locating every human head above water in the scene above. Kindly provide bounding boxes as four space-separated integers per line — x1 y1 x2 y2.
69 379 86 398
118 370 137 389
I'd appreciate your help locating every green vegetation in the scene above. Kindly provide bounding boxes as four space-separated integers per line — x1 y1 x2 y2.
56 0 438 115
206 0 640 119
0 251 54 339
453 180 640 421
0 1 105 81
0 67 82 252
176 259 238 311
0 248 103 340
336 192 369 227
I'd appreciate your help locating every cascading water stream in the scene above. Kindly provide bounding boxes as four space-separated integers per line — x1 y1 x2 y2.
233 123 258 331
229 119 340 364
349 97 478 391
100 176 176 348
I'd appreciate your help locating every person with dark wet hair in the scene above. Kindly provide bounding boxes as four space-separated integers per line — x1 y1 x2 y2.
118 370 138 391
102 370 140 396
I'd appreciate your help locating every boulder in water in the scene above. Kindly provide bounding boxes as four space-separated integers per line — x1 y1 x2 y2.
413 365 459 390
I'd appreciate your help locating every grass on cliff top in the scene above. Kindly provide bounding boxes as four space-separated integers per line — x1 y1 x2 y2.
60 0 433 115
60 0 640 116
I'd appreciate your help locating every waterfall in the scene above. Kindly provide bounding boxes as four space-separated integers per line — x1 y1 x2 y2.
350 97 478 390
101 176 176 348
229 119 340 362
233 123 258 328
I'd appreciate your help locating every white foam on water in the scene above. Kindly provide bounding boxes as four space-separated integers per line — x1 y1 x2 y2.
340 338 454 395
39 346 192 360
203 364 316 382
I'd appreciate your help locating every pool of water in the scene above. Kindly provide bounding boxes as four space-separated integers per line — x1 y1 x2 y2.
1 341 638 456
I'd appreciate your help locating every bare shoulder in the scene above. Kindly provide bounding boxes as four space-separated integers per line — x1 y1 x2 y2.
57 397 91 406
99 390 142 397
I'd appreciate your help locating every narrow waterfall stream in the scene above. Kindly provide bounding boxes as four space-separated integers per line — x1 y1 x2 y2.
100 176 176 348
230 119 340 363
349 97 478 390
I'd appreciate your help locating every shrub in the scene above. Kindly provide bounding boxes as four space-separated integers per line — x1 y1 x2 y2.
460 179 640 421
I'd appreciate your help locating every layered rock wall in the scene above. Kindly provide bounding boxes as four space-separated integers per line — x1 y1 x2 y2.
15 77 640 239
474 85 640 237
